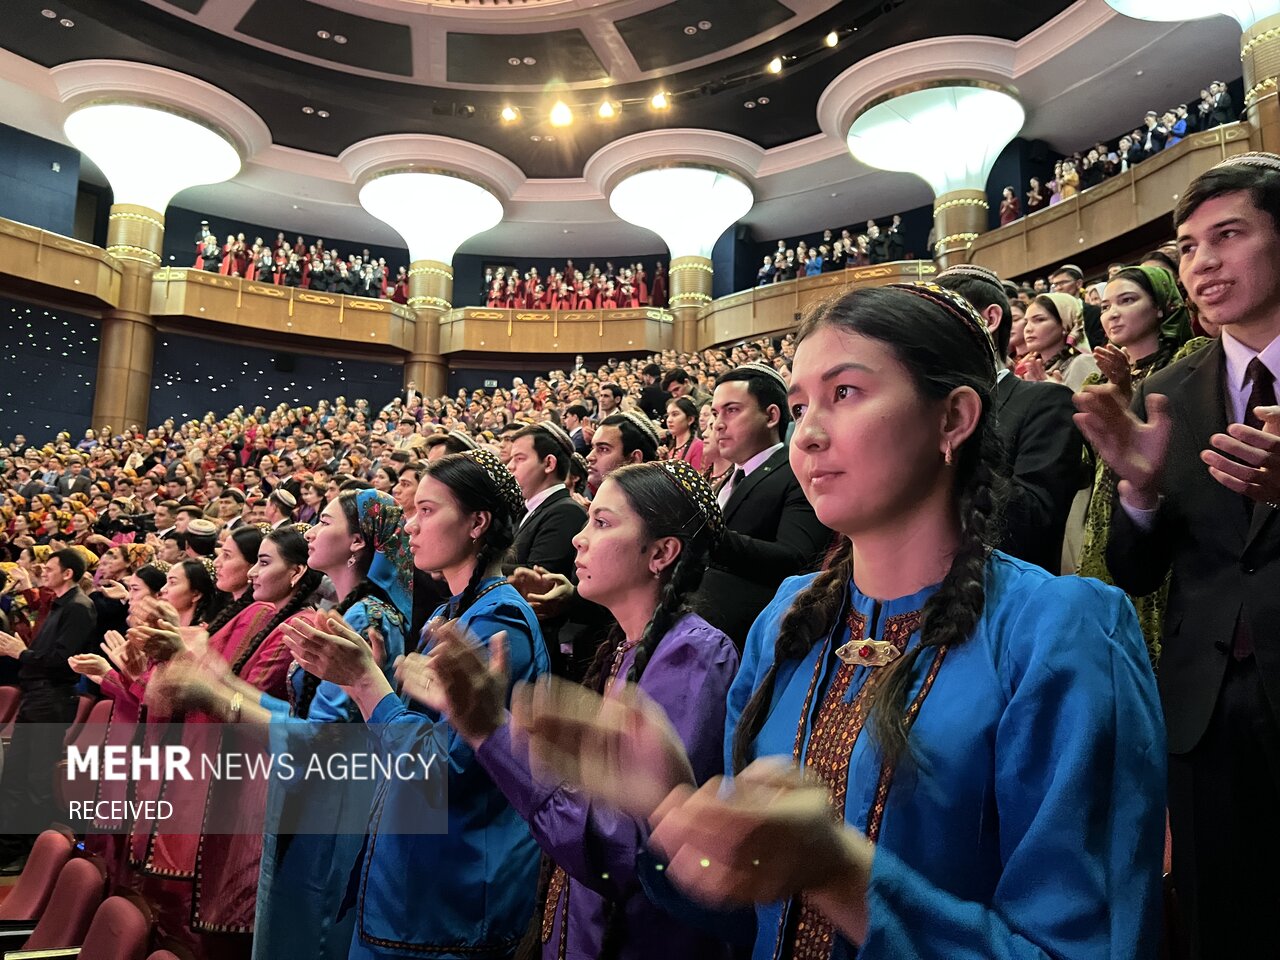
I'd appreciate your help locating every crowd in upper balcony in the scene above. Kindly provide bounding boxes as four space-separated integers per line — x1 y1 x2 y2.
481 260 669 309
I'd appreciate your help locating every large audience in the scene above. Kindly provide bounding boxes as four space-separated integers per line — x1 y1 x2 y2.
1 144 1279 960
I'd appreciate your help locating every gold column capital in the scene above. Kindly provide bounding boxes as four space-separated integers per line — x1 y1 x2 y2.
405 260 453 396
1242 14 1280 152
667 255 712 353
106 203 165 266
932 190 989 268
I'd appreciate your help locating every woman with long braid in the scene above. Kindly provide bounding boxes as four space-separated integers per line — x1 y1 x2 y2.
282 449 551 959
512 284 1167 959
400 459 737 960
153 491 414 960
138 526 323 956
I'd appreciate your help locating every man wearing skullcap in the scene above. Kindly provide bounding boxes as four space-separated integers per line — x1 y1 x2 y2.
266 488 296 529
1077 151 1280 957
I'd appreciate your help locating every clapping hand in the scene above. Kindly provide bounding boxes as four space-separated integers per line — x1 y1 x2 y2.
1092 344 1133 399
397 622 507 747
68 653 111 683
103 629 146 681
1074 385 1172 510
97 579 129 601
646 759 869 915
1202 404 1280 505
0 631 26 659
510 677 695 821
508 566 574 618
281 610 376 687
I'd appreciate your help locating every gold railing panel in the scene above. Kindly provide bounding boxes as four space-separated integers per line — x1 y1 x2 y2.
0 218 123 309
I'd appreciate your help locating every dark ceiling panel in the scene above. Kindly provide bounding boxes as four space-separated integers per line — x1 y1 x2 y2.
446 29 607 85
0 0 1077 178
616 0 792 73
236 0 412 76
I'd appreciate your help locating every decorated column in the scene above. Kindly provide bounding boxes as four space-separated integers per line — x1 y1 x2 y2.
609 166 753 354
360 170 502 397
66 102 240 431
847 82 1024 268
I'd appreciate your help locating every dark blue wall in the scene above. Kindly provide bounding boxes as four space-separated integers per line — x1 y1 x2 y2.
149 332 402 423
0 297 99 442
0 124 80 236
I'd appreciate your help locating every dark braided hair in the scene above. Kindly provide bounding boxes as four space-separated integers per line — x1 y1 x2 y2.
421 453 521 619
174 558 226 629
543 461 719 960
731 285 1009 772
230 526 323 677
294 491 393 718
205 526 264 638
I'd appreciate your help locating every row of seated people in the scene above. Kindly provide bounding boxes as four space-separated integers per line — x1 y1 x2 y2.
483 261 669 309
191 227 410 301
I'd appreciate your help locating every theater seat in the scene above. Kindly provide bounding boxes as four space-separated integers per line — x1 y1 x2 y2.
74 895 150 960
0 685 19 739
0 830 74 923
57 699 113 811
61 695 101 746
17 856 106 950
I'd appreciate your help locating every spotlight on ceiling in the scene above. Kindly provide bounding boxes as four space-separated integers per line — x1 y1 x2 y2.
549 100 573 127
598 100 618 120
766 56 783 74
825 30 839 47
650 91 670 110
500 105 520 123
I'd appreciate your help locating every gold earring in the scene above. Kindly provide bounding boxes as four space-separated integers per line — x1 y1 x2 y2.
944 444 953 466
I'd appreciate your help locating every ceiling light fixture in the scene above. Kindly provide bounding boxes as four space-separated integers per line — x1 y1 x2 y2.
757 96 770 105
316 29 331 39
549 100 573 127
301 105 315 114
500 105 520 123
650 91 670 110
41 8 57 17
522 56 537 65
767 56 783 74
358 170 502 264
698 20 712 29
59 17 73 26
825 30 839 47
683 25 697 35
317 110 330 118
609 167 754 261
598 100 618 119
744 101 756 109
508 57 521 66
333 34 347 44
64 102 241 213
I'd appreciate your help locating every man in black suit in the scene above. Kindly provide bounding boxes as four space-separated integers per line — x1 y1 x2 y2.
1049 263 1107 351
563 405 590 455
638 364 667 420
1075 154 1280 958
1209 80 1234 127
697 363 831 646
938 265 1085 571
506 422 587 673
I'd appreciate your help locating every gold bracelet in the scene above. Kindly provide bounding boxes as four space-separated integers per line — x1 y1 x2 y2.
228 691 243 723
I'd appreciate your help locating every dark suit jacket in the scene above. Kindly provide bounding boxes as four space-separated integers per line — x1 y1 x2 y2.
1107 339 1280 753
639 384 668 421
696 447 833 646
1210 92 1234 126
507 488 586 579
992 374 1085 572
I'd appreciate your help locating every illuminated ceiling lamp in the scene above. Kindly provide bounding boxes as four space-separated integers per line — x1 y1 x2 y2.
1103 0 1279 29
549 100 573 127
65 101 240 262
1105 0 1280 149
63 100 241 439
847 82 1023 266
609 165 753 351
358 169 503 395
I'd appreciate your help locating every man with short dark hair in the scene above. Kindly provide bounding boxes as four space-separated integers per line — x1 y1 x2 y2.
937 264 1085 571
563 404 590 455
697 363 831 645
1076 152 1280 957
597 382 624 417
55 457 91 499
0 549 96 870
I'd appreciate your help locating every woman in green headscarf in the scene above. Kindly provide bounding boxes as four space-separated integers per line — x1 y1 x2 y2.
1079 265 1207 662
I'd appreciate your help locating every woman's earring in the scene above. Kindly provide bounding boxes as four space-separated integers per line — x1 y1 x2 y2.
346 555 357 568
944 443 954 466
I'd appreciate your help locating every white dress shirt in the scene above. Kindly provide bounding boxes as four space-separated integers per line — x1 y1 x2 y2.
717 442 785 508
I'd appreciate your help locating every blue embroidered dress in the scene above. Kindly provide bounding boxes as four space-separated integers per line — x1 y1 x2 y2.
645 551 1167 959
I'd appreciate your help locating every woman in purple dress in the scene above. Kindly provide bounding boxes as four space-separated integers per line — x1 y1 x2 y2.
399 459 739 960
